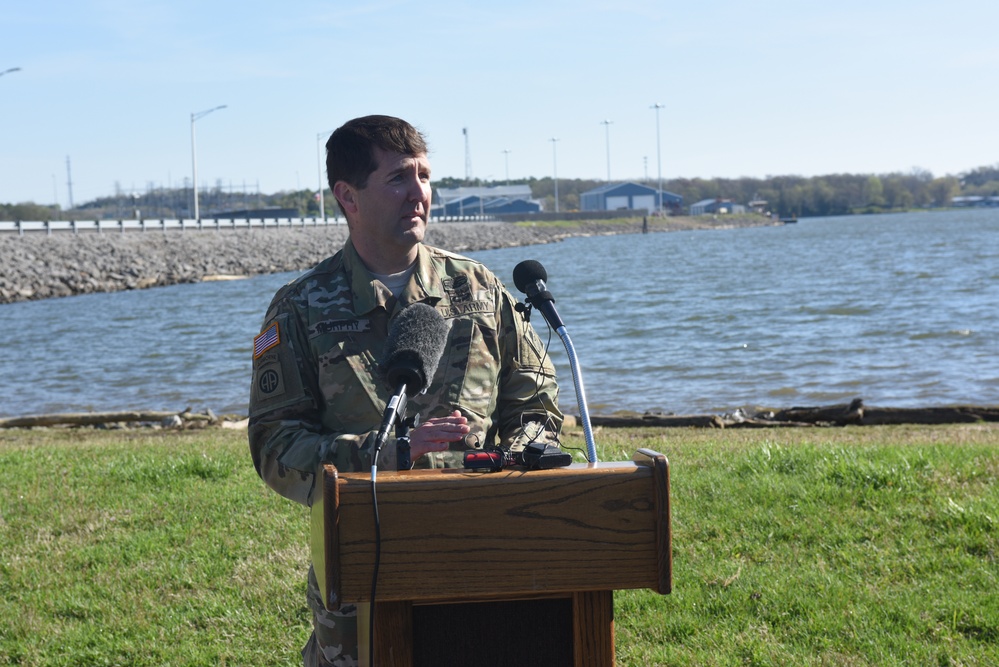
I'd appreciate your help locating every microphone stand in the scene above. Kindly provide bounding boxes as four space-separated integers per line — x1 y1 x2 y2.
372 385 408 479
520 301 598 463
395 413 418 470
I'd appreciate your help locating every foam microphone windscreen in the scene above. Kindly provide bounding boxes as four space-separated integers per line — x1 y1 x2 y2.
380 303 449 396
513 259 547 293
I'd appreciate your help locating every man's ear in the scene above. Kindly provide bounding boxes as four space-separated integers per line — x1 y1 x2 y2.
333 181 358 217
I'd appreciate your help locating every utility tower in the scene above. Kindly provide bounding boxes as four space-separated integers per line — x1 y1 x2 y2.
463 127 472 180
65 156 74 209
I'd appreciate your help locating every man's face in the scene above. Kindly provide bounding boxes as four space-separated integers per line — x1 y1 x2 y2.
340 147 432 270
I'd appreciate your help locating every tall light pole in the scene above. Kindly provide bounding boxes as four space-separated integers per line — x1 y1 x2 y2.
502 149 511 184
600 119 613 181
550 137 560 214
463 127 472 180
190 104 227 220
317 130 335 221
651 103 664 215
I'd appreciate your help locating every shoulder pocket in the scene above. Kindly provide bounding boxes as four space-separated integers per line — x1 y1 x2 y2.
249 314 309 417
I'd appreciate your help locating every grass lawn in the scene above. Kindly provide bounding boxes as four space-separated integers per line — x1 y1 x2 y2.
1 422 997 666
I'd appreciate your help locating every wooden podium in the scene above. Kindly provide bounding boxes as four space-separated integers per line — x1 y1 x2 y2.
310 448 671 666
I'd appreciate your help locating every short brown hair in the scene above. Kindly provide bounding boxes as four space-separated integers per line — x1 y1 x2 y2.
325 115 428 192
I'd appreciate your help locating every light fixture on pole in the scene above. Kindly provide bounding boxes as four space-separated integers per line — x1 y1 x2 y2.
190 104 227 220
550 138 560 214
1 67 22 78
600 119 613 181
317 130 334 221
650 103 664 215
502 149 511 184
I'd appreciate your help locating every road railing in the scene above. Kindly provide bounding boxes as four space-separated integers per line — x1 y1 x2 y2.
0 214 494 235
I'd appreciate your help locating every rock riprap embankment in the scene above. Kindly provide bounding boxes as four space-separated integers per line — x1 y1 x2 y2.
0 217 775 303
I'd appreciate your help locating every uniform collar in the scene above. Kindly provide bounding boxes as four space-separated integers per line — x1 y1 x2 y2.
343 240 446 315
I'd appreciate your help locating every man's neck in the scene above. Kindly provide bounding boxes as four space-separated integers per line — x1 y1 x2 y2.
352 240 419 275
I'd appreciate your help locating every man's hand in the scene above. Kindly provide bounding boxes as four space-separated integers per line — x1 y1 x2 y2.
408 410 469 461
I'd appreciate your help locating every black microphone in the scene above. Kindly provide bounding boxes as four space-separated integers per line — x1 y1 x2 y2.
380 302 448 396
373 303 449 463
513 259 565 330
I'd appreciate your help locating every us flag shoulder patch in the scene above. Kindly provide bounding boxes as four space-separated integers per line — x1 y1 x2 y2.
253 322 280 359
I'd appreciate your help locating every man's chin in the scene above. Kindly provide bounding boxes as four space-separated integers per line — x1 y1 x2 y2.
401 219 427 241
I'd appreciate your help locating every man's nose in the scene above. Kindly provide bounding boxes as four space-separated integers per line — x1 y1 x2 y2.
406 176 430 201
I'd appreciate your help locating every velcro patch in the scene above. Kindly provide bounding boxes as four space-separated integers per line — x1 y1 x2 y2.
253 322 280 359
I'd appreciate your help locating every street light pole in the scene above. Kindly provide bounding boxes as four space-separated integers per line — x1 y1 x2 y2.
550 138 560 214
317 130 334 221
600 119 613 181
651 103 664 215
190 104 227 220
502 149 511 184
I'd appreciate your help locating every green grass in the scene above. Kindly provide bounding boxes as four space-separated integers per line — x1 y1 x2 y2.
2 423 997 665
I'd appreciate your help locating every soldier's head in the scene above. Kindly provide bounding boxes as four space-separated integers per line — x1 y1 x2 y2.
326 115 428 194
327 116 433 273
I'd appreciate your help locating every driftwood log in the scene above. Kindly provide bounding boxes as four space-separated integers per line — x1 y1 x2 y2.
0 408 221 429
582 398 999 430
589 414 727 428
765 398 999 426
859 406 999 425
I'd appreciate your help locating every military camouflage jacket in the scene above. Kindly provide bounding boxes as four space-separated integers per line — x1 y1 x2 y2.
248 239 563 506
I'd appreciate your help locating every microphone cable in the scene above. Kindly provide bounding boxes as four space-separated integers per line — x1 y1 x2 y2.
368 457 382 665
366 301 447 662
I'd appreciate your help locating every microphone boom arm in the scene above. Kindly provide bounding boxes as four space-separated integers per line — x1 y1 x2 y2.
552 324 598 463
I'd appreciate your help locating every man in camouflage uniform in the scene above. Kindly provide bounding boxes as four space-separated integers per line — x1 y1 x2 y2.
248 115 562 666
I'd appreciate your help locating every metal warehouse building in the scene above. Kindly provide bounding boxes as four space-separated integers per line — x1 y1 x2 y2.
580 182 682 214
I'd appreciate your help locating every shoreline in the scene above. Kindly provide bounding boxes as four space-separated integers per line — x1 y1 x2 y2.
0 214 777 304
2 399 996 430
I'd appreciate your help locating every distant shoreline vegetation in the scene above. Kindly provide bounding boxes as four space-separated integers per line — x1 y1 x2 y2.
3 164 999 222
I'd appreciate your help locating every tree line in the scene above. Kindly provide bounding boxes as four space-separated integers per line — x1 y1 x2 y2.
4 165 999 222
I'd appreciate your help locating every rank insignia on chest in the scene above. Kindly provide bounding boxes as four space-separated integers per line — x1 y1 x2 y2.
443 274 473 303
253 322 280 359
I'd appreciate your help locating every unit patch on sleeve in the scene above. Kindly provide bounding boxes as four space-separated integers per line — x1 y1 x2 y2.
253 322 280 359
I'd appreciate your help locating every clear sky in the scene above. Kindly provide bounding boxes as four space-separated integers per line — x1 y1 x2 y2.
3 0 998 206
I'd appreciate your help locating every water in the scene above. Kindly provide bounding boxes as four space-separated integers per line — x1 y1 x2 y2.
1 209 996 418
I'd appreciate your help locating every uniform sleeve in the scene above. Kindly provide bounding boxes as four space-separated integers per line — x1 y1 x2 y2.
493 284 564 450
247 293 397 507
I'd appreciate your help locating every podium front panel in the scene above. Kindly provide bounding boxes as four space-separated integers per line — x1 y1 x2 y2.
314 458 671 607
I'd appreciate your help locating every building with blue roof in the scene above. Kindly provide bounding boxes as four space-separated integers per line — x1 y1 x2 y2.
580 182 682 214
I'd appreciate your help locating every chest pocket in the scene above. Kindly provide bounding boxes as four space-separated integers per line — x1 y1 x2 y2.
313 333 384 432
438 312 499 417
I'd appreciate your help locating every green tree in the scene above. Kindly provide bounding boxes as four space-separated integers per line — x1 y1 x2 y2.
0 202 62 221
862 176 886 209
929 176 960 207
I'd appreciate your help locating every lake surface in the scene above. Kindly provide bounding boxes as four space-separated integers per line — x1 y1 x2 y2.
1 209 996 418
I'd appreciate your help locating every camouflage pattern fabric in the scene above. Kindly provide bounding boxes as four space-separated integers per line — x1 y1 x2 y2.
248 238 563 664
303 565 358 667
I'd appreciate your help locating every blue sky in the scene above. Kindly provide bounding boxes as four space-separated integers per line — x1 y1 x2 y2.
3 0 998 206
